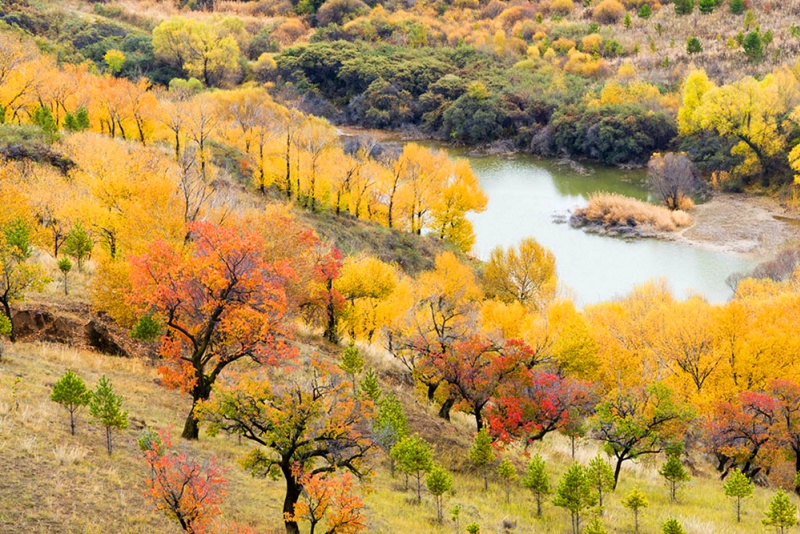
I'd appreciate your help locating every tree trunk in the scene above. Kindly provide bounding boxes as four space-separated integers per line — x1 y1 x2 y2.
323 279 338 344
69 409 75 436
426 382 438 402
475 406 484 432
536 493 541 516
282 466 303 534
438 395 455 421
571 435 576 459
612 454 624 490
106 426 112 455
416 472 423 503
737 497 741 522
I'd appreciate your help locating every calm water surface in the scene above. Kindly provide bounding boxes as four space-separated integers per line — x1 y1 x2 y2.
460 154 757 306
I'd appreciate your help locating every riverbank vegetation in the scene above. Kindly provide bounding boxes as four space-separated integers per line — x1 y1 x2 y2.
572 192 692 232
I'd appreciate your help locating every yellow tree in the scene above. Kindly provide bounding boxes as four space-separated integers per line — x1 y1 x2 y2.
296 115 338 212
482 238 557 311
335 255 403 341
431 159 488 253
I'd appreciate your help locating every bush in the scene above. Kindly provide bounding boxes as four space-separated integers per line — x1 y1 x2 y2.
686 36 703 54
549 0 575 16
573 193 692 232
593 0 626 23
316 0 369 26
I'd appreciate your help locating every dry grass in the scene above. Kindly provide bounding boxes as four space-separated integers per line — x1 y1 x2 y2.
0 341 786 533
576 192 693 232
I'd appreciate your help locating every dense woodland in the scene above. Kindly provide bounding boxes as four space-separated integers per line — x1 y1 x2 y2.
4 0 800 532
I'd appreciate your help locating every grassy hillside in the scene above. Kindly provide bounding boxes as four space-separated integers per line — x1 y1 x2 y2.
0 340 783 533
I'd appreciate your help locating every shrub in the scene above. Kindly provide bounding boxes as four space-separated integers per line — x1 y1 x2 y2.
549 0 575 16
637 3 652 17
730 0 745 13
674 0 693 14
686 36 703 54
593 0 626 23
573 193 693 232
698 0 715 13
743 30 764 62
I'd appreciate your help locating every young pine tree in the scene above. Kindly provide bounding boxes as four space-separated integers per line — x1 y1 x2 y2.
763 489 798 533
426 464 453 522
470 428 495 491
638 3 651 17
730 0 745 14
587 455 615 515
360 368 381 402
584 517 609 534
391 434 433 503
89 375 129 455
50 369 91 435
723 469 754 523
57 258 72 296
63 223 93 271
662 518 687 534
553 463 597 534
623 12 632 28
522 454 551 517
622 487 649 534
339 342 364 395
497 458 518 504
374 391 408 476
659 455 690 502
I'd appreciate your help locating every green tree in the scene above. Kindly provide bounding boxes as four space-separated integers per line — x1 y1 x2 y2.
674 0 693 14
391 434 433 503
764 490 798 533
63 223 93 271
57 258 72 296
466 523 480 534
724 469 754 522
686 37 703 54
374 391 408 476
553 463 598 534
31 105 58 141
659 455 690 502
50 369 91 435
587 455 615 515
743 30 764 62
427 464 453 522
585 517 609 534
469 428 495 491
637 4 651 18
522 454 551 517
622 487 649 534
730 0 744 14
662 518 687 534
360 368 381 402
89 375 129 455
339 342 364 395
497 458 518 504
64 107 90 132
623 12 632 28
1 218 47 342
743 9 756 29
698 0 715 13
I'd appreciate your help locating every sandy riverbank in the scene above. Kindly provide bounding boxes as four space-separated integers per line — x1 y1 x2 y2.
675 193 800 256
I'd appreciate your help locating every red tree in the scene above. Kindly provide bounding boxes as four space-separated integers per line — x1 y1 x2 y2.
433 336 525 431
142 431 228 533
488 369 596 445
128 221 296 439
705 391 780 480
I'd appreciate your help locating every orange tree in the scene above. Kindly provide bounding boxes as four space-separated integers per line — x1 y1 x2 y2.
128 221 296 440
198 360 375 534
141 430 228 533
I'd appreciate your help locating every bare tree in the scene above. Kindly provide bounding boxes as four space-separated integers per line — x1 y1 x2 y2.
647 152 704 210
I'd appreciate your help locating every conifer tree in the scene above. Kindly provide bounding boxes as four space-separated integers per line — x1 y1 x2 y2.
374 391 408 476
50 369 91 435
554 463 597 534
427 464 453 522
723 469 754 522
587 455 615 515
662 518 687 534
57 258 72 296
522 454 551 516
469 428 495 491
659 455 690 502
497 458 518 503
89 375 129 454
391 435 433 503
763 489 797 533
339 342 364 395
584 517 608 534
622 488 649 534
360 368 381 402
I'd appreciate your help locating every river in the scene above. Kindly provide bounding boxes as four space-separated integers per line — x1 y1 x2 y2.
460 153 757 306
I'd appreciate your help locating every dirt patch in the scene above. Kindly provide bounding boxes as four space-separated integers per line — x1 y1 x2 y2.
10 300 144 357
677 193 800 255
